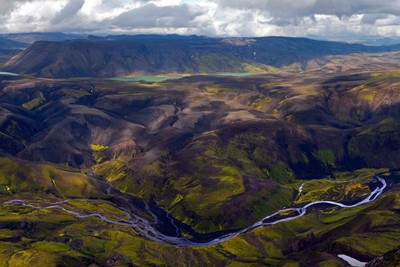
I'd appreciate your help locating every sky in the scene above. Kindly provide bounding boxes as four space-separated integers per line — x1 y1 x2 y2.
1 0 400 41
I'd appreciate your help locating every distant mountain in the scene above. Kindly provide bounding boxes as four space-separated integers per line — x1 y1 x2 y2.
0 37 28 64
3 35 400 78
0 32 87 65
0 37 27 49
1 32 87 44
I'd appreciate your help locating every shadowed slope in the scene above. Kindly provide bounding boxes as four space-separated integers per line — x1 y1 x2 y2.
4 35 400 78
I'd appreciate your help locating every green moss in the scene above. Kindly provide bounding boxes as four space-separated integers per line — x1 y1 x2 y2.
22 98 43 110
296 173 374 205
90 144 109 164
90 144 108 152
245 185 294 224
217 238 262 260
204 85 220 94
93 160 126 183
313 149 335 167
170 194 184 207
250 97 272 111
30 241 72 253
183 163 245 212
269 162 295 184
335 232 400 257
0 157 105 198
8 250 60 267
22 92 46 110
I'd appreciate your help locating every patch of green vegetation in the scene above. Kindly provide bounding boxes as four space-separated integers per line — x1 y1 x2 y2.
335 232 400 257
331 168 386 182
250 97 272 111
30 241 73 253
52 170 104 198
0 157 105 198
58 88 91 99
22 98 43 110
90 144 109 163
90 144 108 152
295 168 386 205
369 70 400 81
242 63 273 73
145 132 301 232
296 179 370 205
248 185 294 221
313 149 335 167
204 85 220 94
181 161 245 212
8 250 61 267
169 194 184 208
349 83 379 102
22 92 45 110
93 159 126 183
269 162 295 184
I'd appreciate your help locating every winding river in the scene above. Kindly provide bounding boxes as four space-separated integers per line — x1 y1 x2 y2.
5 176 387 247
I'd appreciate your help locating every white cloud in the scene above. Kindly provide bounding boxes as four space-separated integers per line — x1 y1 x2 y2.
109 3 203 29
0 0 400 41
4 0 66 32
51 0 85 24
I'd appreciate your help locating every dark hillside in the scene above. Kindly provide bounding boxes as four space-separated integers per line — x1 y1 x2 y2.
4 35 399 78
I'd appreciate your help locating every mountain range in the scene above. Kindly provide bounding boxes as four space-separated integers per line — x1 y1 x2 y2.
3 34 400 78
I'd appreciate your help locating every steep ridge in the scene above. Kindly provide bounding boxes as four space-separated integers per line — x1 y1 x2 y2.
3 35 399 78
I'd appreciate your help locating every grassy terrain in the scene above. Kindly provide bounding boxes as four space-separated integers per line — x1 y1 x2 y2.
0 163 397 266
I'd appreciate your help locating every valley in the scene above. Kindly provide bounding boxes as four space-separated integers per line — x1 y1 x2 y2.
2 175 388 247
1 35 400 266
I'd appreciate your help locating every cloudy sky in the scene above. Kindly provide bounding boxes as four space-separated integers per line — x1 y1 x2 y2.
1 0 400 41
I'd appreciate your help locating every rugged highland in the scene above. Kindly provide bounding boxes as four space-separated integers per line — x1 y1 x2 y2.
1 36 400 266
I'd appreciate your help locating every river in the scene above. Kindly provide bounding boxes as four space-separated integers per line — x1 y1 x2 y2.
5 176 387 247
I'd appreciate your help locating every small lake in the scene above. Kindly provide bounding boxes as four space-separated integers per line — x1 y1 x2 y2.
0 72 18 76
110 76 182 82
110 73 253 83
216 72 251 77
